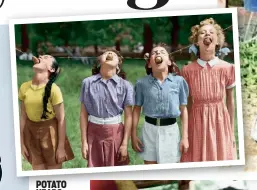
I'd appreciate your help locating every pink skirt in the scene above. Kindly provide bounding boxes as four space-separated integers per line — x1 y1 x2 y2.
87 121 129 167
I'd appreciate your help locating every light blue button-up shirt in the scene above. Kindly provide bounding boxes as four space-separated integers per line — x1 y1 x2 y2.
135 73 189 118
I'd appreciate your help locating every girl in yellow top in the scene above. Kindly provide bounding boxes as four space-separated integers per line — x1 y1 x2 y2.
19 55 74 170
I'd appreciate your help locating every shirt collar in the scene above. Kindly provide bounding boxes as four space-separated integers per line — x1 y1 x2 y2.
92 73 102 81
93 73 120 84
111 74 120 84
148 73 173 83
197 57 219 67
167 73 173 81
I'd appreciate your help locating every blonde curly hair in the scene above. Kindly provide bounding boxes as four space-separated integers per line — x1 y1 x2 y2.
189 18 225 50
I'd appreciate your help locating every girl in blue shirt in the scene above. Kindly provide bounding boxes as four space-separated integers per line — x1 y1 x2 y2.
132 43 189 164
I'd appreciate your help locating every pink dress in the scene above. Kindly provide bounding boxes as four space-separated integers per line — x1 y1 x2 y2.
181 58 235 162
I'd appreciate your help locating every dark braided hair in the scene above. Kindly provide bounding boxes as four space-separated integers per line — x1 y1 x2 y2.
144 43 180 75
92 49 126 79
41 59 60 119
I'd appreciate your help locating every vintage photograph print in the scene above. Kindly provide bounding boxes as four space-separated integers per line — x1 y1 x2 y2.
9 8 244 176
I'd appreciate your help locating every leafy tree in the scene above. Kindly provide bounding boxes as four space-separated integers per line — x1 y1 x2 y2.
15 14 233 55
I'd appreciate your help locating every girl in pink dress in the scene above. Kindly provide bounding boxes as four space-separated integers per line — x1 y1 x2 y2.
181 18 236 162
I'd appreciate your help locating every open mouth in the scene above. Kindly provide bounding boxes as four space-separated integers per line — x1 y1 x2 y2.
155 56 163 65
203 37 212 46
106 54 113 61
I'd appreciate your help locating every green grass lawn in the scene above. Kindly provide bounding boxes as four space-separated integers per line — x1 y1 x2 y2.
17 58 238 170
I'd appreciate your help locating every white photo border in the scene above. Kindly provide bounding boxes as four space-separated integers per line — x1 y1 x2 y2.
9 7 245 177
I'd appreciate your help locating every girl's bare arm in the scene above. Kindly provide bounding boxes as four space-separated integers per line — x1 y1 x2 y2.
80 103 88 146
53 103 66 149
122 106 133 146
20 101 27 145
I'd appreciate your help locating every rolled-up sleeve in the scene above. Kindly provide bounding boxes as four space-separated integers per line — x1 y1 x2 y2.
124 81 134 106
134 80 144 106
179 77 189 105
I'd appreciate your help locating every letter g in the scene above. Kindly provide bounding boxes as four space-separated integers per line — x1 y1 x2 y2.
127 0 169 10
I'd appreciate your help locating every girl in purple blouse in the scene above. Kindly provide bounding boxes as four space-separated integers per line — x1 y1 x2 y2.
79 49 134 167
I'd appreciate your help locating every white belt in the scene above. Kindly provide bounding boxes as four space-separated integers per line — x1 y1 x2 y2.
88 115 122 125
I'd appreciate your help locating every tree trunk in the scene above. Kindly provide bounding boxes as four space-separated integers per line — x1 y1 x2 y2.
143 23 153 56
115 39 121 51
21 24 29 52
94 44 98 55
170 16 179 52
65 39 69 47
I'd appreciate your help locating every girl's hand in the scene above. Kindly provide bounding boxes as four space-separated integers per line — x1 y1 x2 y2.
56 147 67 164
180 138 189 153
131 134 144 152
118 144 128 162
21 144 29 161
82 143 88 160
